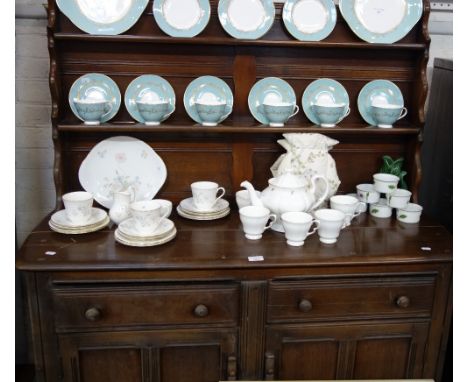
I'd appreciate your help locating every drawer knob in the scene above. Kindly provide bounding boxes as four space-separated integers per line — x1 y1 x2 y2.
193 304 209 317
298 299 312 313
84 307 101 321
396 296 411 308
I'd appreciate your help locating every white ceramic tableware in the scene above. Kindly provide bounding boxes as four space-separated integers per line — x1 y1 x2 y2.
115 226 177 247
373 173 399 193
346 193 367 213
109 187 135 225
154 199 173 218
356 184 380 204
313 208 346 244
239 206 276 240
50 207 108 229
119 217 174 240
130 200 171 235
236 189 261 210
311 102 350 127
261 101 299 127
370 103 408 128
191 181 226 211
62 191 94 225
281 211 319 247
73 98 112 125
387 189 412 209
329 195 365 226
397 203 423 224
369 198 392 218
135 100 174 125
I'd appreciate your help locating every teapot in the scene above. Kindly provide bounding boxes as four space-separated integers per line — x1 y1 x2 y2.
109 187 135 225
240 171 329 232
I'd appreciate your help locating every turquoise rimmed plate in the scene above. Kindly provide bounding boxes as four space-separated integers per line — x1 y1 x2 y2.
339 0 423 44
357 80 405 126
218 0 275 40
69 73 121 124
283 0 337 41
124 75 176 124
183 76 234 125
302 78 350 125
56 0 149 35
153 0 211 37
248 77 297 125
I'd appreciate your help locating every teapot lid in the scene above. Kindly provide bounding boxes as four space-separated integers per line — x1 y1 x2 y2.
269 170 308 188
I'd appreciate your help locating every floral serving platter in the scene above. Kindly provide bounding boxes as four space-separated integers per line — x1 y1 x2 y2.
78 136 167 209
283 0 337 41
153 0 211 37
124 74 176 124
339 0 423 44
56 0 149 35
218 0 275 39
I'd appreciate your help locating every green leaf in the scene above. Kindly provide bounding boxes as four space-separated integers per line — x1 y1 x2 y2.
399 214 407 219
388 185 396 190
371 209 379 214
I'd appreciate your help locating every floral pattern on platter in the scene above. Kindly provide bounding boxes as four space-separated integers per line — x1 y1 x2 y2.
99 172 143 202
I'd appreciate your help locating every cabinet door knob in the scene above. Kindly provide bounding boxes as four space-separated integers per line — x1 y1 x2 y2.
193 304 209 317
84 307 101 321
298 299 312 313
396 296 411 308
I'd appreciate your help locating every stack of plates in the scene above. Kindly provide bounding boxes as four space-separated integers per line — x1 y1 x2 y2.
177 198 230 221
49 208 110 234
115 218 177 247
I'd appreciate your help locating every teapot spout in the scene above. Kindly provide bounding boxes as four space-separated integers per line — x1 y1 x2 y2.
240 181 264 207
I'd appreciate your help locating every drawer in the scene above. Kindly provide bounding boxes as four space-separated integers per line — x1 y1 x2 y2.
52 283 240 331
267 276 435 323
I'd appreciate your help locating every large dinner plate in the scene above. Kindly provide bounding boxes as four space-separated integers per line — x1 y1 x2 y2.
183 76 234 125
79 136 167 209
153 0 211 37
283 0 337 41
56 0 149 35
357 80 404 125
339 0 423 44
69 73 121 124
218 0 275 39
125 75 176 124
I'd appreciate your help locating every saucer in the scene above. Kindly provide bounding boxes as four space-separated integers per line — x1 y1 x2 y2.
49 215 110 235
69 73 121 124
115 226 177 247
124 75 176 124
357 80 404 126
302 78 350 125
248 77 297 125
176 205 231 221
179 197 230 214
50 208 108 229
183 76 234 125
118 218 175 239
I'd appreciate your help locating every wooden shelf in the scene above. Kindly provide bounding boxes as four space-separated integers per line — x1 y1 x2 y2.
53 33 427 51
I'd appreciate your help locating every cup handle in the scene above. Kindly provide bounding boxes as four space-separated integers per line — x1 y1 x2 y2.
289 104 300 119
352 202 366 220
307 219 320 236
220 106 233 122
264 214 277 231
163 104 176 120
101 101 114 119
398 107 408 120
337 107 351 123
162 205 171 219
215 187 226 204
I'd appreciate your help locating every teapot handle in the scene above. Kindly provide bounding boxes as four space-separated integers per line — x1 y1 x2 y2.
308 175 330 211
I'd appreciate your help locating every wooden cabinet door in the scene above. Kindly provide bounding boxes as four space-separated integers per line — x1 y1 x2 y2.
265 321 429 380
58 328 238 382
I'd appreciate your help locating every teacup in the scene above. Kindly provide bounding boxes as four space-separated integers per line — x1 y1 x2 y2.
130 200 171 235
62 191 94 225
347 193 367 213
387 189 412 209
397 203 423 224
73 98 112 125
311 102 350 128
236 189 261 210
191 181 226 211
369 198 392 218
356 184 380 204
373 173 399 193
136 100 174 125
154 199 173 218
329 195 366 226
370 103 408 128
313 208 347 244
261 101 299 127
281 211 319 247
239 206 276 240
195 101 230 126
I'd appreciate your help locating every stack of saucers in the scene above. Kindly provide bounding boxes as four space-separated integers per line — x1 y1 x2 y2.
115 217 177 247
49 208 110 234
177 197 230 221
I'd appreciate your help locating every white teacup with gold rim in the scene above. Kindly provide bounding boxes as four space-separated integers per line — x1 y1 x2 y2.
191 181 226 211
62 191 94 225
130 200 171 235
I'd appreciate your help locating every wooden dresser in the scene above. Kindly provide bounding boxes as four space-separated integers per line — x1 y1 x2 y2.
17 0 452 381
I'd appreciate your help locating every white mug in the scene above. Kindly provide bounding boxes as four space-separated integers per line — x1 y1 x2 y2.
130 200 171 235
356 184 380 204
281 211 319 247
239 206 276 240
386 188 412 209
313 209 347 244
191 181 226 211
330 195 366 226
62 191 94 225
